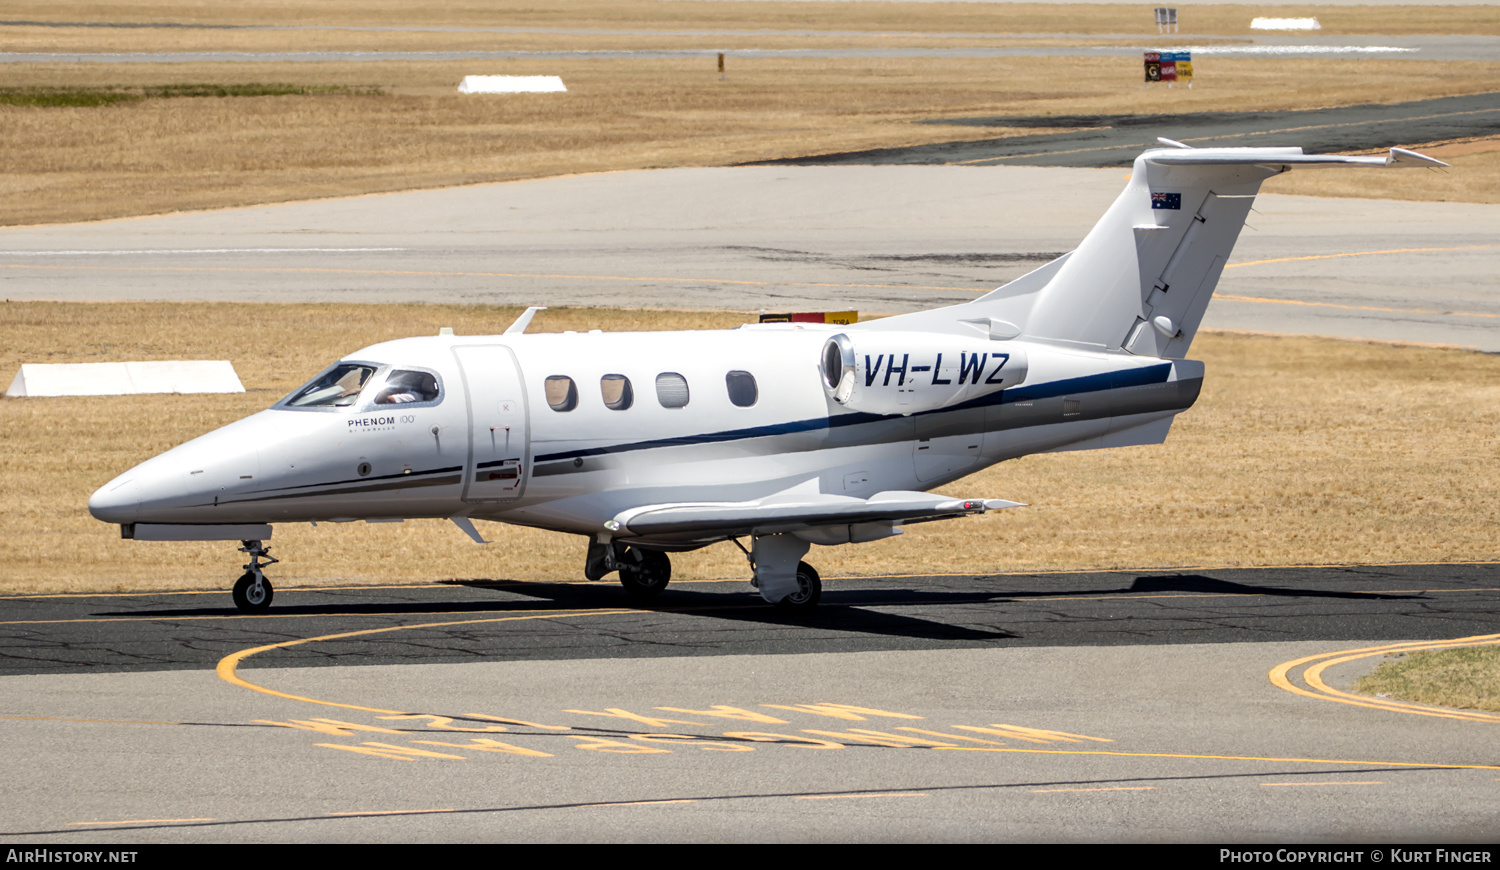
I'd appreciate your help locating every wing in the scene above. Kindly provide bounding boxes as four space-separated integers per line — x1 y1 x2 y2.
608 489 1024 545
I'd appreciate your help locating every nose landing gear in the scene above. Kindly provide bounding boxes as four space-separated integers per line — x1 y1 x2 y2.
232 539 277 612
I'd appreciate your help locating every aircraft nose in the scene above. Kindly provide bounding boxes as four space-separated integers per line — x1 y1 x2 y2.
89 476 140 523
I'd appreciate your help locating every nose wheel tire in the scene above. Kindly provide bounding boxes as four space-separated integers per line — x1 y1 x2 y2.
776 561 822 609
232 571 274 612
618 548 671 600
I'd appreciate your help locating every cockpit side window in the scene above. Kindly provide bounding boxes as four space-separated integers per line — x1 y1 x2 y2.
375 370 441 406
283 364 378 408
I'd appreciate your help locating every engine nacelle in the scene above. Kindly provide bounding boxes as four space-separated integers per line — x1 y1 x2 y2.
820 332 1028 415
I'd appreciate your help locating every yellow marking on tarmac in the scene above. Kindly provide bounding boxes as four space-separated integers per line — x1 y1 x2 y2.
0 582 510 600
1030 787 1156 793
68 818 213 825
1217 293 1500 321
0 611 555 626
202 597 1500 775
796 793 928 800
1270 634 1500 722
1261 781 1385 787
216 608 639 714
0 261 980 294
936 746 1500 771
1225 244 1494 270
896 727 1010 747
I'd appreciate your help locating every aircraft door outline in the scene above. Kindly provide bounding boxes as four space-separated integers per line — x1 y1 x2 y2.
453 345 530 502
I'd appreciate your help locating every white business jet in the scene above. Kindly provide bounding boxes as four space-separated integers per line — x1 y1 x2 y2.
88 141 1445 611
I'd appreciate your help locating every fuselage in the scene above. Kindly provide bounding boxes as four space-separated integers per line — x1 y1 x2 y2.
88 321 1202 548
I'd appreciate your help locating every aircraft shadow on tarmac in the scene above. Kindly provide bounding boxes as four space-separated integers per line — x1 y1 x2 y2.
98 571 1419 639
1123 574 1421 600
101 580 1019 643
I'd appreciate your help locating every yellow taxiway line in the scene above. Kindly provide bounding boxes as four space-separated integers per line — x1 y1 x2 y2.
1270 634 1500 722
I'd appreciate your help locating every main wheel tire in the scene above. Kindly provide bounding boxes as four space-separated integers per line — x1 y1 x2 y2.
232 571 274 612
618 548 671 600
777 561 822 609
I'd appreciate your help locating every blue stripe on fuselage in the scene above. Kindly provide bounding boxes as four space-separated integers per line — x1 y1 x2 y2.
532 363 1173 463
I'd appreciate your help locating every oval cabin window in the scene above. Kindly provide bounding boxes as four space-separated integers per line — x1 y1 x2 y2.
601 374 633 411
726 371 758 407
545 375 578 412
655 372 690 408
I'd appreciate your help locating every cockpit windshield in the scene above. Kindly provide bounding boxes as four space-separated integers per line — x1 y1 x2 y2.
283 364 378 408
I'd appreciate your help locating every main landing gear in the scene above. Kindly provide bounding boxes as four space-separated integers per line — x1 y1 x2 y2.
586 539 671 601
232 539 277 612
738 534 822 610
781 561 822 609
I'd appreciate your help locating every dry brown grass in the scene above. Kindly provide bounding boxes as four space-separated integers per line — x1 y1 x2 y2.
3 301 1498 595
2 1 1499 224
5 56 1500 227
1354 647 1500 712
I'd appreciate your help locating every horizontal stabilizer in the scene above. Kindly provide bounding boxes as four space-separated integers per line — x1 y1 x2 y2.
614 490 1023 537
1146 141 1449 169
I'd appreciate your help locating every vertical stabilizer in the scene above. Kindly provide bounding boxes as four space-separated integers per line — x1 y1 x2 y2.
1012 144 1446 357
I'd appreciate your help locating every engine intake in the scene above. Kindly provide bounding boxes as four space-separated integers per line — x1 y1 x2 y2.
821 332 1027 415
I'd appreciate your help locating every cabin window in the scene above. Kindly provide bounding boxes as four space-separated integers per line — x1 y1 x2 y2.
601 374 633 411
655 372 690 408
545 376 578 412
375 370 441 405
284 363 378 408
726 370 758 407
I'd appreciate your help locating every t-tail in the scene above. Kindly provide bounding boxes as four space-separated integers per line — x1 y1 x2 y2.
947 141 1447 356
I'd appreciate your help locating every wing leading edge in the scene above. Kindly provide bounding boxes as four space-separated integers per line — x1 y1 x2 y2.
610 490 1024 543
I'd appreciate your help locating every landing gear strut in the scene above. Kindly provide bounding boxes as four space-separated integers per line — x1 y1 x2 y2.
232 539 277 612
586 539 671 601
740 534 822 609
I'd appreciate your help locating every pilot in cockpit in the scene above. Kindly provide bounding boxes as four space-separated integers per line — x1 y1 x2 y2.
375 370 440 405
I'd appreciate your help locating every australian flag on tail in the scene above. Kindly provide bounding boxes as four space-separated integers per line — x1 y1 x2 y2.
1151 192 1182 210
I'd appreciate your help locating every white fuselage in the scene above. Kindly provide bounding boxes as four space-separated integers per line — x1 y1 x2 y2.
88 321 1202 548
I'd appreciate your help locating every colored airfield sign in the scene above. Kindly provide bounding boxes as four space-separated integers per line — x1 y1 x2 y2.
1145 51 1192 84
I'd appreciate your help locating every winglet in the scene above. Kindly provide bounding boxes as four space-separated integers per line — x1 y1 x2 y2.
1388 146 1449 169
504 306 547 335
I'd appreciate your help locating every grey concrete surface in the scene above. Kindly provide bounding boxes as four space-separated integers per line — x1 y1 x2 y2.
3 164 1495 350
1 567 1496 841
1 642 1495 842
